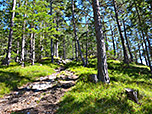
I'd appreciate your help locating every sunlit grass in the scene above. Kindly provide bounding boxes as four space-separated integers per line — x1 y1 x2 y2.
0 59 59 97
57 59 152 114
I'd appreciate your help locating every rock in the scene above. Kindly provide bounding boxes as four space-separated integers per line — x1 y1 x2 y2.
89 74 98 83
125 88 141 105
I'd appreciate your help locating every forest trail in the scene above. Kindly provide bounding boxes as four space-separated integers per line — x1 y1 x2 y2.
0 67 78 114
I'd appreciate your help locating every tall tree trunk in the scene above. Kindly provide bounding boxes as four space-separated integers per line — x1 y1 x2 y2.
133 48 138 64
136 31 143 64
5 0 16 65
134 1 152 73
63 36 66 59
51 38 54 63
21 2 27 67
102 18 108 52
146 33 152 59
72 0 86 66
110 25 116 56
50 0 54 63
138 44 143 64
72 40 74 59
39 23 44 60
30 32 35 65
15 41 19 63
85 16 88 66
40 34 44 60
122 19 133 62
141 42 148 66
113 0 129 64
92 0 110 83
54 17 59 58
75 40 78 61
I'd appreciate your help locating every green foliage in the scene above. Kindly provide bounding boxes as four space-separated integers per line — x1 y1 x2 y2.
57 58 152 114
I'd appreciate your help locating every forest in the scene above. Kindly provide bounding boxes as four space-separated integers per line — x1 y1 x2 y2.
0 0 151 113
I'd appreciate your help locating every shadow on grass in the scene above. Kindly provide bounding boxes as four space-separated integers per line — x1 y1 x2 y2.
56 94 137 114
108 62 151 78
0 70 32 91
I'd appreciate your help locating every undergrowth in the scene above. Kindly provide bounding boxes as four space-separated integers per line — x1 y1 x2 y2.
57 59 152 114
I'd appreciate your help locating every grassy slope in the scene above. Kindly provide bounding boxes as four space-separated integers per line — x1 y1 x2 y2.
57 59 152 114
0 58 59 97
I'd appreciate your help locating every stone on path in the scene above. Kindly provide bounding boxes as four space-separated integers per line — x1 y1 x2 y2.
0 68 78 114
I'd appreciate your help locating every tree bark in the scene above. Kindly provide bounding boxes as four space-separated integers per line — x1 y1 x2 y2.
136 31 143 64
110 25 116 56
21 1 27 67
146 33 152 59
102 19 108 52
63 36 66 59
92 0 110 83
15 41 19 63
72 0 86 66
30 32 35 65
54 17 59 58
134 1 152 73
72 40 74 59
85 16 88 66
5 0 16 65
113 0 129 64
50 0 54 63
122 19 133 62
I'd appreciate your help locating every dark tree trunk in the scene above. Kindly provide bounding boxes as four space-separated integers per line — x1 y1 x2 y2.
50 0 54 63
113 0 129 64
5 0 16 65
72 40 74 59
86 31 88 66
122 19 133 62
63 36 66 60
133 48 138 64
110 25 116 56
85 16 88 66
103 19 108 52
51 38 54 63
72 0 86 66
30 32 35 65
39 23 44 60
75 40 78 61
146 33 152 59
54 17 59 58
92 0 110 83
134 1 152 73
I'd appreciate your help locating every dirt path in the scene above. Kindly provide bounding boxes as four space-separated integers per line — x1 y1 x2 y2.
0 67 78 114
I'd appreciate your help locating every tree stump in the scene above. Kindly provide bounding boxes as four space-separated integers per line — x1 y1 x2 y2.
125 88 141 105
